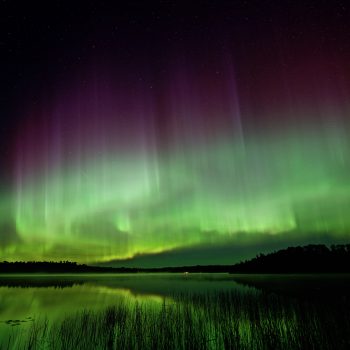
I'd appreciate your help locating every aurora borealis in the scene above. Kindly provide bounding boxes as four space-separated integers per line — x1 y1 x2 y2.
2 1 350 265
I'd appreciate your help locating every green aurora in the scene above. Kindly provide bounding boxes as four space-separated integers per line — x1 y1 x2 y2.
2 121 350 264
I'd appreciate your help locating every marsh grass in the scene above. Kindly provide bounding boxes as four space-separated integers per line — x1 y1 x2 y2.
2 290 349 350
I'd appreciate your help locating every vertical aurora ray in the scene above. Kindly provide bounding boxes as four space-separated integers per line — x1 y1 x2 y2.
7 53 350 263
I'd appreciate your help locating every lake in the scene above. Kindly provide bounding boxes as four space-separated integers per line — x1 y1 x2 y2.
0 273 349 349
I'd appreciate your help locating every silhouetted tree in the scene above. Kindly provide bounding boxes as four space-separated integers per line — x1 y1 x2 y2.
230 244 350 273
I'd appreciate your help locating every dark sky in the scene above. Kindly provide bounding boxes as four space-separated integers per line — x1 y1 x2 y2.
2 0 350 179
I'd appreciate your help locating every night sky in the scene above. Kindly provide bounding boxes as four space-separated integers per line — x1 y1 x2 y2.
1 1 350 266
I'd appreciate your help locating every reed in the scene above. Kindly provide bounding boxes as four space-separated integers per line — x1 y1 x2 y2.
2 290 349 350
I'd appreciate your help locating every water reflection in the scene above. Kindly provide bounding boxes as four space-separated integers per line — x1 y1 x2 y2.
1 273 349 323
0 273 349 349
0 274 245 328
231 273 350 299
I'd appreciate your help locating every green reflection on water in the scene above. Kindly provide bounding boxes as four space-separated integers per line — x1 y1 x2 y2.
0 273 349 349
0 273 243 330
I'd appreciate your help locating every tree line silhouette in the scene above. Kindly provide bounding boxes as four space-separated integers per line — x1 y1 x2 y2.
0 244 349 273
0 261 118 273
0 260 230 273
229 244 350 273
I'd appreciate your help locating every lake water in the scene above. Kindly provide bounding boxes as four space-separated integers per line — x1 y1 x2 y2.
0 274 246 339
0 274 246 323
0 273 349 349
